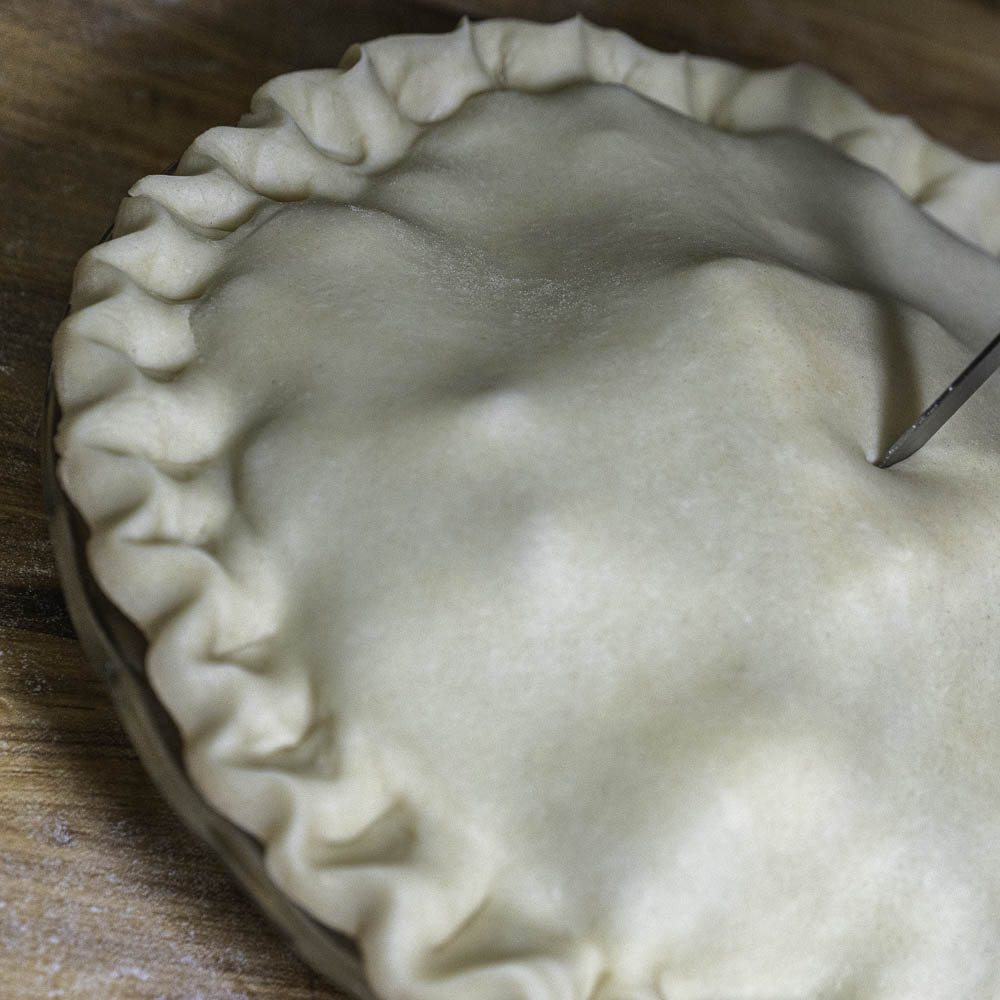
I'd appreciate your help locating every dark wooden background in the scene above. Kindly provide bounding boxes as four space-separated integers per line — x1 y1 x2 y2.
3 1 1000 997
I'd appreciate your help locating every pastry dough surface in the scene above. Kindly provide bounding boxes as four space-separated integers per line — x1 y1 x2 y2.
54 19 1000 1000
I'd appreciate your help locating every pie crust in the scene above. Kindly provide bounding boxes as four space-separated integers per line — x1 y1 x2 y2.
53 17 1000 1000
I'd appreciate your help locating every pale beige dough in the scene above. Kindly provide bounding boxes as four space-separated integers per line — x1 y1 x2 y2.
54 18 1000 1000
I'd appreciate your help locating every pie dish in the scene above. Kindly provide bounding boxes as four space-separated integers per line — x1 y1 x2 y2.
51 16 1000 1000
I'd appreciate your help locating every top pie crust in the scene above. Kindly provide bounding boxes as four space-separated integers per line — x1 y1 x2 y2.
53 16 1000 1000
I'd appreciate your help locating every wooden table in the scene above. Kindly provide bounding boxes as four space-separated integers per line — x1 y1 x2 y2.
3 1 1000 997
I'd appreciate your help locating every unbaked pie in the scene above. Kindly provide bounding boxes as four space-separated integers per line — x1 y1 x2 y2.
53 16 1000 1000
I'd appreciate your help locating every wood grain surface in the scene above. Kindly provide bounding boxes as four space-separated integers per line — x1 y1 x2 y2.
3 2 1000 998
